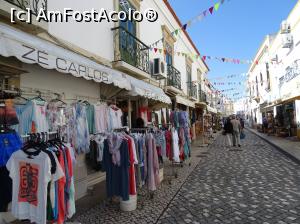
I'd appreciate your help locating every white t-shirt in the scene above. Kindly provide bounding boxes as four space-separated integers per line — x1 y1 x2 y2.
6 150 52 224
33 100 49 132
108 107 123 130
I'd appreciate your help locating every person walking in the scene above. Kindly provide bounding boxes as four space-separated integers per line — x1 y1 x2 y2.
231 115 241 147
223 117 233 147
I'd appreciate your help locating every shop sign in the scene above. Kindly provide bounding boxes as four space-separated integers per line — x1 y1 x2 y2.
20 44 110 82
279 59 300 87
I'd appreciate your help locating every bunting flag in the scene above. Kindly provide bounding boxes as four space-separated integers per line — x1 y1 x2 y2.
150 47 278 65
149 0 231 47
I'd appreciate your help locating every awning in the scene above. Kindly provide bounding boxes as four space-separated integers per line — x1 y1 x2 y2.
0 23 131 90
127 77 171 104
206 105 217 114
175 95 195 108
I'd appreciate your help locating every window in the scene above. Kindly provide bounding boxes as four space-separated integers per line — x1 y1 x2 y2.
186 65 192 90
260 72 263 86
165 42 173 65
266 63 271 91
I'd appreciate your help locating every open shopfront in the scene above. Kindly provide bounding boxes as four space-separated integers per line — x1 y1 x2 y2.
0 23 177 223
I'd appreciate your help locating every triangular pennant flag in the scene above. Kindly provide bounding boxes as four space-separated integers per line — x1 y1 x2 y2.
175 29 179 35
182 24 188 30
237 59 240 64
187 21 192 27
182 53 185 57
214 2 220 11
222 58 225 62
159 49 162 53
221 0 225 4
202 56 206 61
255 60 259 65
207 56 211 59
203 10 207 17
209 6 214 14
164 49 167 55
154 48 158 53
177 52 180 56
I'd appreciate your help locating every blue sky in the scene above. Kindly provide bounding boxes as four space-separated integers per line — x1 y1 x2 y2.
168 0 298 101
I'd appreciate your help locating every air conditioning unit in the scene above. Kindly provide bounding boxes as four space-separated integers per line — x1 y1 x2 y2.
282 34 293 48
151 58 167 80
280 20 291 34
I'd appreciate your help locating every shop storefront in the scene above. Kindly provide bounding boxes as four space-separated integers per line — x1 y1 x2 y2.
0 22 173 223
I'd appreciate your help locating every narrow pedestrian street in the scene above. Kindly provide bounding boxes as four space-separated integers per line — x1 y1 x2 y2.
74 130 300 224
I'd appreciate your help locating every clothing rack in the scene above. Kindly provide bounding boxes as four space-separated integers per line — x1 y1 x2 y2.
113 126 129 133
21 131 59 143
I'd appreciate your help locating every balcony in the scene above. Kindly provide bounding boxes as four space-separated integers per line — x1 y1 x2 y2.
188 82 197 100
4 0 47 16
164 64 182 96
112 26 150 79
167 65 181 89
199 90 207 103
1 0 48 30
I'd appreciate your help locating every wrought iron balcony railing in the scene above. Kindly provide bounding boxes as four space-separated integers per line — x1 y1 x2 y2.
188 82 197 99
112 26 150 74
199 90 207 103
167 65 181 90
5 0 47 16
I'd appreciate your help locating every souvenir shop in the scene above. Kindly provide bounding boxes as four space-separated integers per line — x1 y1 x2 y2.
0 23 179 223
194 103 206 139
272 100 299 138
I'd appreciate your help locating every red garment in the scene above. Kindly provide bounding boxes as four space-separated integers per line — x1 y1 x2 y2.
57 150 66 224
179 128 185 161
165 131 172 161
127 138 136 195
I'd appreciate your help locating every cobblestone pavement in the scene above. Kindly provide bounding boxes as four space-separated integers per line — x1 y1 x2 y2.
158 130 300 224
72 135 210 224
74 130 300 224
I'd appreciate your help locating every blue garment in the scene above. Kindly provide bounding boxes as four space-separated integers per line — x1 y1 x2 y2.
102 139 129 201
13 101 34 135
0 132 22 166
75 104 90 153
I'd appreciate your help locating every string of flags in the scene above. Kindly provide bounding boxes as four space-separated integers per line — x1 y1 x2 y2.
150 0 229 47
208 73 248 80
150 47 280 65
212 82 244 86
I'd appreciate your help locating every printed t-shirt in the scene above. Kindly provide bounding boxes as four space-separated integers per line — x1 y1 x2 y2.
6 150 52 224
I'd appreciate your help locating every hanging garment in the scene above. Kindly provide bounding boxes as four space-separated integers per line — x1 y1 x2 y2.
145 134 160 191
108 106 123 131
94 104 109 133
32 100 49 133
47 102 66 132
102 139 130 201
85 105 95 134
165 130 172 161
6 150 52 224
172 128 180 163
0 131 22 167
0 166 12 212
13 101 34 135
127 137 137 195
0 99 19 126
75 104 90 153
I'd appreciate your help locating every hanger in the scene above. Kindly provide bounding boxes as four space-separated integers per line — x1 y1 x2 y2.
31 91 46 105
50 93 67 107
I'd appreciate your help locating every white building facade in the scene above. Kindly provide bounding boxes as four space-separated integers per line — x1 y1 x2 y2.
246 1 300 138
0 0 213 203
